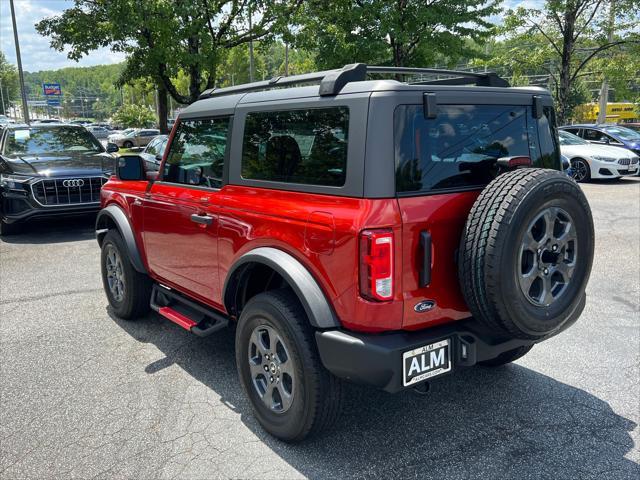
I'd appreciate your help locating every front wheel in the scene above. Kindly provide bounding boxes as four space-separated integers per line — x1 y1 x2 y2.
100 230 152 319
570 158 591 182
123 140 134 149
235 290 343 442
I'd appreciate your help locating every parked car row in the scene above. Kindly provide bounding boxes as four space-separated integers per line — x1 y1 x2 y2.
558 124 640 181
107 128 160 148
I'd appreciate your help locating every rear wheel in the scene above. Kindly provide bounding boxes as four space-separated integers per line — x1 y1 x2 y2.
100 230 152 319
459 169 594 340
236 290 343 442
570 158 590 182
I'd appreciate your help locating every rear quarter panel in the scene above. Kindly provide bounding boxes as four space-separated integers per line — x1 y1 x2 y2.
217 185 404 332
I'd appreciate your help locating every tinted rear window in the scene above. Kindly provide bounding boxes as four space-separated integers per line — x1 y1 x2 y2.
241 107 349 187
395 104 557 194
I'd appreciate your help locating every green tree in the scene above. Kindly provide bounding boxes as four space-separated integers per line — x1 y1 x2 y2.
0 52 19 116
500 0 640 123
294 0 501 69
36 0 301 132
112 104 156 128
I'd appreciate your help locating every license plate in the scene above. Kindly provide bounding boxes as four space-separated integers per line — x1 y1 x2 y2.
402 339 452 387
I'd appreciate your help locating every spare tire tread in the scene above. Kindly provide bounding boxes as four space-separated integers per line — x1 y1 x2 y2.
461 168 544 335
459 168 593 339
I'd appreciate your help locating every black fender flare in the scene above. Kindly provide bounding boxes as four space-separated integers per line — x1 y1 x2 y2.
95 204 148 274
223 247 340 329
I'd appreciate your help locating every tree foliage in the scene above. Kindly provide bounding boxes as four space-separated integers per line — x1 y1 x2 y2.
36 0 301 106
293 0 501 69
112 104 156 128
498 0 640 123
0 52 19 116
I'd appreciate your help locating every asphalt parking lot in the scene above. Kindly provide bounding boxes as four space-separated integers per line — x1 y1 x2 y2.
1 178 638 480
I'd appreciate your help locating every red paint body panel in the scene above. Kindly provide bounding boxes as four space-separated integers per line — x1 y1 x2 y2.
101 176 478 333
215 185 404 332
397 192 479 330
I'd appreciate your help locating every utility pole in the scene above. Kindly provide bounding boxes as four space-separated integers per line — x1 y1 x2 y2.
9 0 29 123
248 4 255 82
0 78 6 116
596 0 616 124
285 42 289 76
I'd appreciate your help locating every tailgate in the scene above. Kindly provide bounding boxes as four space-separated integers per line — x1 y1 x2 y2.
398 191 479 330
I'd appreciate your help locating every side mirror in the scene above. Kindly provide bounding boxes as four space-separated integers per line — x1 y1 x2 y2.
155 154 163 162
106 143 119 153
116 155 145 181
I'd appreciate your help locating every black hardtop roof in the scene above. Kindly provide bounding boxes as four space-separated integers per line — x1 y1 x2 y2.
181 63 550 118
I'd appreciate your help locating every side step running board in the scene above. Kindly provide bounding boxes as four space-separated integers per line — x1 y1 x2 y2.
150 284 229 337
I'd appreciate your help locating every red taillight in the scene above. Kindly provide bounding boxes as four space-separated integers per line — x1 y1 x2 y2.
359 229 394 301
497 156 532 168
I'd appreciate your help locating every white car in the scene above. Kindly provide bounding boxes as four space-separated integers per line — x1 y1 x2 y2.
558 130 639 182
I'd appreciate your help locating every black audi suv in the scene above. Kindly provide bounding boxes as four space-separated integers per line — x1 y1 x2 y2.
0 123 118 235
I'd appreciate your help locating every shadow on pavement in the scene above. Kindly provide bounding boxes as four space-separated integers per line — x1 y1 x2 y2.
112 311 638 480
0 215 96 244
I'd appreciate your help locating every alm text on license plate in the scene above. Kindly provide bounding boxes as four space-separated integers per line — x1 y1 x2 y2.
403 339 452 387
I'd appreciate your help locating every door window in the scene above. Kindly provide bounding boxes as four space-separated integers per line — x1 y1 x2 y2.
241 107 349 187
162 118 230 188
145 138 161 155
583 129 608 142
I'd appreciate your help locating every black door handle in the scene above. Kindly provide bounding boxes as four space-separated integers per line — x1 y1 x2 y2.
190 213 213 225
419 230 432 287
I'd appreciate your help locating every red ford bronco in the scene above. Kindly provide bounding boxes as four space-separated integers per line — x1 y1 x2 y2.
97 64 594 442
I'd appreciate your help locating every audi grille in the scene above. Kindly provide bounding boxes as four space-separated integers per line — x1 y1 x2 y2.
30 177 108 206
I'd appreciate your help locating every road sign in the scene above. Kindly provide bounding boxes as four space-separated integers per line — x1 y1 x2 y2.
27 100 47 107
43 83 62 96
46 98 61 106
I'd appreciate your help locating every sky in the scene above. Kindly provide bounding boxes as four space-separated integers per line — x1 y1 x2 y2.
0 0 126 72
0 0 542 73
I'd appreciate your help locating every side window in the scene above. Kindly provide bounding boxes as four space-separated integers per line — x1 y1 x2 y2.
538 106 560 169
241 107 349 187
564 128 580 136
395 104 537 193
163 118 230 188
583 129 606 142
159 139 168 156
604 133 621 144
145 138 160 156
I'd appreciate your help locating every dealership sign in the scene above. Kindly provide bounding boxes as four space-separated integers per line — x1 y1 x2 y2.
43 83 62 96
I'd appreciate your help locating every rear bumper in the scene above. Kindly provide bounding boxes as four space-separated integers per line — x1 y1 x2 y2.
316 319 537 393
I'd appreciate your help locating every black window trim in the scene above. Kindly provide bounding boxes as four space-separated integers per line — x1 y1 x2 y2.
155 114 233 192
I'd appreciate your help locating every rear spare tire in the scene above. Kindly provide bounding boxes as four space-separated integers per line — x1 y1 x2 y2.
459 169 594 339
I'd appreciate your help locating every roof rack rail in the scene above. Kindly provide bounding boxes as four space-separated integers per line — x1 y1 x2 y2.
198 63 509 100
